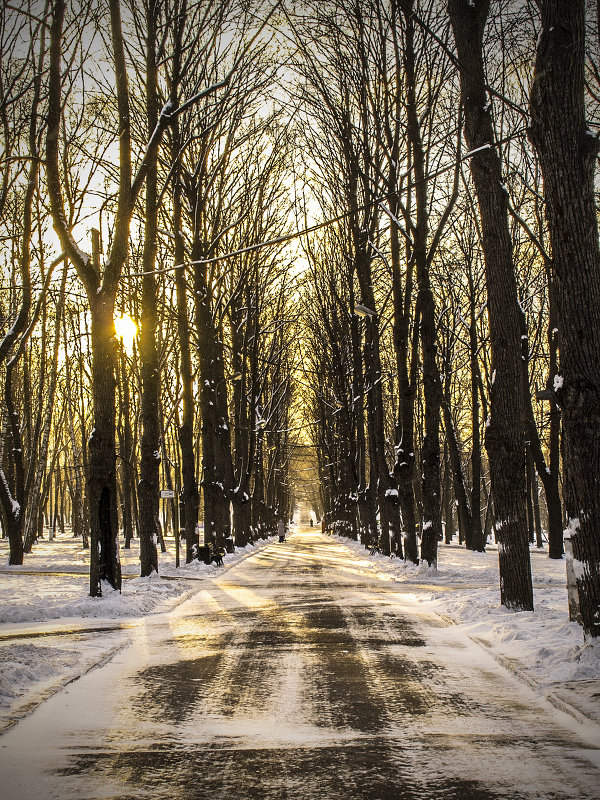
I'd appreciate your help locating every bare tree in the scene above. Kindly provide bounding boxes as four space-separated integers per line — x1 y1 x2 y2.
448 0 533 610
135 0 162 576
0 2 49 565
46 0 135 594
529 0 600 636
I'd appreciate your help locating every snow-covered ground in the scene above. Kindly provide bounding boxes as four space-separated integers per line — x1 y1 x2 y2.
0 535 261 623
1 529 599 735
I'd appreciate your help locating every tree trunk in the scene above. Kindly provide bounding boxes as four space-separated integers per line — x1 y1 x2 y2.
350 288 374 549
118 344 135 549
387 151 416 561
252 428 267 540
525 444 535 545
529 0 600 635
397 301 421 563
195 276 235 551
232 491 252 548
230 285 258 549
170 58 199 562
47 0 134 595
355 241 401 557
441 395 472 546
519 290 564 558
531 454 543 549
546 283 563 560
137 3 160 577
469 277 485 551
448 0 533 610
403 8 443 566
87 295 122 594
419 283 443 566
442 441 455 544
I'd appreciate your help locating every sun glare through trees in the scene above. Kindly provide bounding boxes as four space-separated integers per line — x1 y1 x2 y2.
0 0 599 639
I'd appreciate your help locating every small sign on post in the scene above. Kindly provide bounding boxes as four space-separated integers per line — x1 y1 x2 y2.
196 522 205 546
160 489 175 499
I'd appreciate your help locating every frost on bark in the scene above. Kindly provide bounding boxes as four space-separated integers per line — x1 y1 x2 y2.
529 0 600 636
448 0 533 610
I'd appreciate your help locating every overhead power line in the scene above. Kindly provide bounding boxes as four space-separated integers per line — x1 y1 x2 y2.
0 130 526 293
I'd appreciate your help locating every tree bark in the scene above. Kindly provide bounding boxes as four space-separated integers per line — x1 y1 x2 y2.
468 274 485 551
118 343 135 549
441 393 472 544
194 255 235 551
448 0 533 610
87 296 122 593
546 281 563 559
230 282 258 548
442 441 455 544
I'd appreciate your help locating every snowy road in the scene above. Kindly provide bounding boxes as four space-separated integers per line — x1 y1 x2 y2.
1 529 599 800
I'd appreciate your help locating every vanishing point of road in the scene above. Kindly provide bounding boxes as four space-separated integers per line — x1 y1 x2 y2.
1 528 599 800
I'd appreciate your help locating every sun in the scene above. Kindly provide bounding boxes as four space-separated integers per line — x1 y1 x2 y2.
114 314 138 354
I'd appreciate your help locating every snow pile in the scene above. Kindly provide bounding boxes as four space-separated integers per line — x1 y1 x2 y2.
433 586 600 686
0 643 75 707
0 573 194 624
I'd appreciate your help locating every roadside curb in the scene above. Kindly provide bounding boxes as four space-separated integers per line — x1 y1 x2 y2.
468 634 600 734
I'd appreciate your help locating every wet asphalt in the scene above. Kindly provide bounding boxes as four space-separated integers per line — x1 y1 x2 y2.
1 529 599 800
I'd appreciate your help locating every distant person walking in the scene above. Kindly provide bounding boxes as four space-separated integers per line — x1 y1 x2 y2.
277 519 286 543
310 518 313 527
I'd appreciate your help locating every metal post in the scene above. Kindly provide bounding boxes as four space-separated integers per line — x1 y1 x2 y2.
174 490 180 569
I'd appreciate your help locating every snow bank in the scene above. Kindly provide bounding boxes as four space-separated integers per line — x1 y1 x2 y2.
0 535 274 624
0 573 190 624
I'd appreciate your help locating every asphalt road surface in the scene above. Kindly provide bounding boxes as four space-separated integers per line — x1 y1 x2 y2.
1 529 599 800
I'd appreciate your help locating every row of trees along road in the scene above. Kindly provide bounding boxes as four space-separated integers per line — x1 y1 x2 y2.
0 0 299 596
0 0 599 637
294 0 599 638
